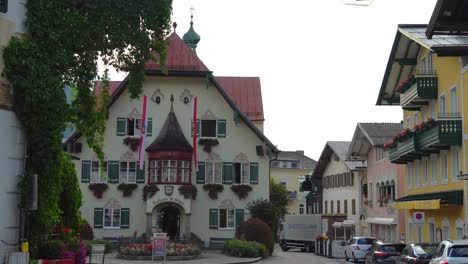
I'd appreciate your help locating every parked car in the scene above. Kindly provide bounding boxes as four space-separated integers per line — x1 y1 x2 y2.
396 243 438 264
345 237 376 263
429 240 468 264
365 241 406 264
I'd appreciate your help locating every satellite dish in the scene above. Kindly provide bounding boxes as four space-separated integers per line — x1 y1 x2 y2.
343 0 374 6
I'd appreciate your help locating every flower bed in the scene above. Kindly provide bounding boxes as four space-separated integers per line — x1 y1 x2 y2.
118 242 200 259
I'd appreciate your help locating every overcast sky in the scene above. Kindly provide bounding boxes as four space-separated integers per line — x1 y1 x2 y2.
111 0 438 160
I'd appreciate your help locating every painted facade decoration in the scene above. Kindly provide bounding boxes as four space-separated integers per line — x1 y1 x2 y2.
65 24 278 246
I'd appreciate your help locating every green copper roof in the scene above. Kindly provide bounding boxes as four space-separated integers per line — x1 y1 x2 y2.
183 19 200 50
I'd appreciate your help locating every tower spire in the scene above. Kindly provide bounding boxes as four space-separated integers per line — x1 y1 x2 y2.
183 6 201 53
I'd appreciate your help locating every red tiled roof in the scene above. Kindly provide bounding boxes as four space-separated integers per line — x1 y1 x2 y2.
95 81 122 96
216 77 265 122
145 33 209 72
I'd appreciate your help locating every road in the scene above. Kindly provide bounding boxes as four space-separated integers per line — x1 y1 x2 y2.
259 245 349 264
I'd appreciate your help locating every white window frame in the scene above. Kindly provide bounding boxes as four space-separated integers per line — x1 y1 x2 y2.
452 147 460 183
456 219 464 240
442 218 450 240
233 162 249 185
206 161 222 184
91 161 108 183
450 85 458 114
430 101 436 118
422 158 428 186
441 151 448 184
219 208 235 229
431 154 438 186
104 208 121 229
407 162 413 190
299 204 304 215
179 160 191 183
406 117 411 129
150 160 159 183
120 161 137 183
414 160 420 188
428 217 435 242
413 112 419 126
421 106 427 121
161 160 177 182
439 93 446 115
126 118 141 137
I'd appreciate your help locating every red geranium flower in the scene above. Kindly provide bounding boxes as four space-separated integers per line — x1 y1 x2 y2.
64 227 71 234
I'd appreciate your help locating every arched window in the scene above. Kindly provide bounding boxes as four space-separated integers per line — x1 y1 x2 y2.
380 182 385 199
390 180 396 200
428 217 435 242
376 183 380 200
442 218 451 240
456 218 464 239
385 181 390 198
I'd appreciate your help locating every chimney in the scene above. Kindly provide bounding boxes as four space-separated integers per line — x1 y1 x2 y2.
296 150 304 156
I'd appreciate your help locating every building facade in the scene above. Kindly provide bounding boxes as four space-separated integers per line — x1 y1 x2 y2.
270 151 316 215
347 123 406 242
0 0 26 260
65 24 278 246
313 141 367 239
376 21 468 241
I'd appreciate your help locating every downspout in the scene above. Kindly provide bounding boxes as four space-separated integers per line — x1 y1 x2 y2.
460 57 467 237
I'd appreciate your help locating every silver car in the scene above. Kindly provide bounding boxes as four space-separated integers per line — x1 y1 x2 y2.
345 237 376 263
430 240 468 264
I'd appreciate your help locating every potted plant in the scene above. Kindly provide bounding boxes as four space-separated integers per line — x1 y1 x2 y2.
117 183 138 197
230 185 253 200
123 137 140 152
198 138 219 153
202 184 224 199
88 183 109 198
178 184 197 200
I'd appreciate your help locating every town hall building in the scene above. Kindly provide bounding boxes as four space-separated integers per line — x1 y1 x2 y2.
64 19 278 246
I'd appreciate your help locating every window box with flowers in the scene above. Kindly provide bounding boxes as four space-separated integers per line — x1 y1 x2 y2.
230 185 253 200
117 183 138 197
396 73 416 94
203 184 224 199
198 138 219 153
142 184 159 201
88 183 109 199
123 137 140 152
178 184 198 200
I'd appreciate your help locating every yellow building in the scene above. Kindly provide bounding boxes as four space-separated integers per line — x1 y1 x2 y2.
270 151 316 215
376 19 468 242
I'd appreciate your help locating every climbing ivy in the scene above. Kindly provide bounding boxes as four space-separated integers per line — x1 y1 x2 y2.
2 0 172 251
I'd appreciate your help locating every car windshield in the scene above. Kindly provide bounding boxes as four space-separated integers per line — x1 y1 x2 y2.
414 245 437 256
448 246 468 257
380 244 406 253
357 238 374 245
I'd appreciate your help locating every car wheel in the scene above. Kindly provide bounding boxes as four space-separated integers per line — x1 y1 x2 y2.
345 251 349 261
352 253 356 263
280 243 289 252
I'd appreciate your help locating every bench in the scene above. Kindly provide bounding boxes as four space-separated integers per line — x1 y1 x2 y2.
209 237 232 249
88 244 105 264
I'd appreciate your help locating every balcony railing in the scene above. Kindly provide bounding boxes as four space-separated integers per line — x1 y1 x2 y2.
288 191 297 199
400 72 438 110
388 113 462 164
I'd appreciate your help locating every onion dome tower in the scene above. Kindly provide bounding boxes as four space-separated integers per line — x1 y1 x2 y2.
182 8 201 53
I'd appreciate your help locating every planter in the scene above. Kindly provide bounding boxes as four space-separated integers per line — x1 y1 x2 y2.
117 183 138 197
88 183 108 199
202 184 224 199
198 138 219 153
178 185 197 200
230 185 253 200
42 260 75 264
123 137 140 152
117 254 200 261
142 184 159 201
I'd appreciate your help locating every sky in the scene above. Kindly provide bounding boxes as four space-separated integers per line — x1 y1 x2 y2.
110 0 438 160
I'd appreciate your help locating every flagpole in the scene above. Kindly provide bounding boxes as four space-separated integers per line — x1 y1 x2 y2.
139 95 149 170
192 96 198 172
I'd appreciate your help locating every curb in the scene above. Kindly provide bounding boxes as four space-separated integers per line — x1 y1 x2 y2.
223 257 263 264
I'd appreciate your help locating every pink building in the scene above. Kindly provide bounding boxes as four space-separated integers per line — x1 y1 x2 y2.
347 123 406 242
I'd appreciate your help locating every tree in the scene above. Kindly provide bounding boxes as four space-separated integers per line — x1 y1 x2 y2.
246 199 276 229
270 180 288 219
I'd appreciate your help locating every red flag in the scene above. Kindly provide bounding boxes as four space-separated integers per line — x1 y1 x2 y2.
138 95 149 170
192 96 198 171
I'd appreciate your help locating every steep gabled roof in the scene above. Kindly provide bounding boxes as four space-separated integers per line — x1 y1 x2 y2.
145 33 209 72
312 141 367 177
216 77 264 122
426 0 468 39
376 24 468 106
275 151 317 170
347 123 403 160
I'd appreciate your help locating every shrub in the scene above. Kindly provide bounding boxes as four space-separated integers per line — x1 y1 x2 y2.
235 218 274 255
79 220 93 240
83 240 112 255
37 240 64 260
223 239 268 258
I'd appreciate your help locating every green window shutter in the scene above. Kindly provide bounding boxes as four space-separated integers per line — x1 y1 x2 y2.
121 208 130 229
217 119 226 138
81 160 91 183
147 118 152 137
222 162 233 185
0 0 8 13
196 119 200 137
209 209 218 229
136 162 145 183
117 118 126 136
250 162 259 184
108 161 120 183
196 162 206 184
236 209 244 228
94 208 103 228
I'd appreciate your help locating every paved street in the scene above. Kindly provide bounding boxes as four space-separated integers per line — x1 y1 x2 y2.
259 245 347 264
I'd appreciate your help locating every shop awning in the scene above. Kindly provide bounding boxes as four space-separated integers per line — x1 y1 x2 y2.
366 217 396 225
393 190 463 210
342 220 356 227
332 222 342 228
305 191 319 199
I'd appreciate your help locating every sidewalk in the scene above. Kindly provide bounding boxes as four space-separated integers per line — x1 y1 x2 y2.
93 250 262 264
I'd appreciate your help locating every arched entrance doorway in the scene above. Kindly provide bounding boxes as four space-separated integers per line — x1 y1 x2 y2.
158 205 180 240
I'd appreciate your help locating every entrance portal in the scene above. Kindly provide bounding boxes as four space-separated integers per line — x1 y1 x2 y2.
159 206 180 239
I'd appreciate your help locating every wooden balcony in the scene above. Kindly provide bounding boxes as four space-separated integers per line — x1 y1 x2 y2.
417 113 462 151
400 73 438 110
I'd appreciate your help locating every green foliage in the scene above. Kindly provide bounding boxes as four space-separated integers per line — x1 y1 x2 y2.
178 184 197 200
230 185 253 200
37 240 64 260
117 183 138 197
2 0 172 255
83 240 112 255
223 239 268 258
142 184 160 201
246 199 276 230
203 184 224 199
235 218 274 255
270 180 288 219
79 220 94 240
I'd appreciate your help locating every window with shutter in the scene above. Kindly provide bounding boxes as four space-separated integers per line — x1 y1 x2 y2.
250 162 259 184
136 162 145 183
108 161 120 183
82 160 91 183
209 209 218 229
121 208 130 228
217 119 226 138
147 118 153 137
222 162 233 184
235 209 244 228
196 162 206 184
0 0 8 13
94 208 103 228
117 118 126 136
